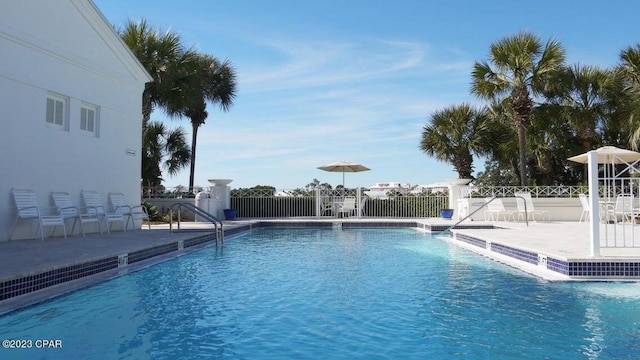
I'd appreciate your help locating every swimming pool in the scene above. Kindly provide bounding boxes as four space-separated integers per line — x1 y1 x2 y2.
1 227 639 359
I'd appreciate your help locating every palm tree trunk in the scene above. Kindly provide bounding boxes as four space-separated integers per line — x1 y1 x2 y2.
517 124 527 186
189 123 198 192
582 140 591 182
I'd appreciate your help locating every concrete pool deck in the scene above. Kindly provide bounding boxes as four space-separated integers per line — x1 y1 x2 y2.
1 218 639 314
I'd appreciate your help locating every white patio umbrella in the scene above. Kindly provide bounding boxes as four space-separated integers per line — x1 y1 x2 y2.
567 146 640 164
318 160 370 187
568 146 640 201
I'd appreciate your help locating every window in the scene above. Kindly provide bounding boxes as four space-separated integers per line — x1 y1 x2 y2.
46 94 68 129
80 103 99 136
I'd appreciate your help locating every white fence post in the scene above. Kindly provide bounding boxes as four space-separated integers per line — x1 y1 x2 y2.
315 189 321 217
588 151 600 257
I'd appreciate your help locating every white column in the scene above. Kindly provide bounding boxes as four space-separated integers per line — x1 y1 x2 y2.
588 151 600 257
449 185 462 219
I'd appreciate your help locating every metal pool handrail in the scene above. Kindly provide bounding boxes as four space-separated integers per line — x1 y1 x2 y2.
443 196 528 234
169 202 224 244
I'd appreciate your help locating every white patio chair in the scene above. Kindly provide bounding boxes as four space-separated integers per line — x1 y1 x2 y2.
320 196 334 216
484 197 514 221
337 196 357 218
613 194 640 223
108 192 150 231
51 191 103 236
358 196 368 217
514 192 551 222
579 193 590 222
9 188 67 241
599 201 616 223
81 190 126 234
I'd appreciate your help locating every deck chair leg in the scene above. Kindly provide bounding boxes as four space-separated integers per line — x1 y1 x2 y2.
79 221 87 237
38 221 44 241
70 218 78 235
95 219 103 236
8 217 19 241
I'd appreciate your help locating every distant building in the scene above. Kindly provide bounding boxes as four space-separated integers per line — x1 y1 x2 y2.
0 0 152 241
365 182 411 199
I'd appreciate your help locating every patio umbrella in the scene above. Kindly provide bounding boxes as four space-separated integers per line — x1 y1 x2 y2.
567 146 640 164
568 146 640 201
318 160 370 187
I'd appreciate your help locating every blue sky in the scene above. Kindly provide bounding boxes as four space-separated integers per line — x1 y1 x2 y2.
94 0 640 190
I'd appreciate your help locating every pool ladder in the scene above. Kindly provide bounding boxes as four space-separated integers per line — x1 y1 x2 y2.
442 196 528 234
169 203 224 245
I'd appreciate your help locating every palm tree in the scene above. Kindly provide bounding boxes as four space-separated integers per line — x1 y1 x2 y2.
554 64 611 179
142 121 190 189
119 19 196 131
617 45 640 150
179 55 237 191
419 103 490 179
120 19 198 190
471 32 566 186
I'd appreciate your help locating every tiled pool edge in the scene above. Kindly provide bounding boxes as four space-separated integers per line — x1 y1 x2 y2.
0 220 427 309
449 232 640 281
2 220 640 314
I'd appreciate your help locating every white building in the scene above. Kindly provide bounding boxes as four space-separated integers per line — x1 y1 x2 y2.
0 0 152 241
365 182 411 199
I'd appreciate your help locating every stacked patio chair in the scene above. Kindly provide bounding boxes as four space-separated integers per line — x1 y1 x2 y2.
108 192 150 231
483 197 514 221
81 190 126 234
51 191 103 236
514 192 551 222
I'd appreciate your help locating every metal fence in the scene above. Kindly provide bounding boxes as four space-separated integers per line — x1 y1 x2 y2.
227 187 449 218
142 185 594 219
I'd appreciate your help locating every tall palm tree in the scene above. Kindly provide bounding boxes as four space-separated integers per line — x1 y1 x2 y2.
179 55 237 191
617 44 640 150
142 121 190 189
554 64 611 179
419 104 490 179
471 32 566 186
120 19 200 189
119 19 196 131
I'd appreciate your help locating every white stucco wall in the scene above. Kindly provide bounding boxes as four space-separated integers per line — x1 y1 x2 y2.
0 0 151 240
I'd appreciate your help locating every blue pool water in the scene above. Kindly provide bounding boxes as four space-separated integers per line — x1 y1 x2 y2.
1 227 640 359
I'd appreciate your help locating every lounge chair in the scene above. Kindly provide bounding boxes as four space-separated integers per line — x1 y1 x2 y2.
108 192 150 231
81 190 126 234
579 193 590 222
358 196 368 217
337 196 357 218
320 196 334 216
483 197 514 221
9 188 67 241
514 192 551 222
599 201 616 223
51 191 103 236
613 194 640 223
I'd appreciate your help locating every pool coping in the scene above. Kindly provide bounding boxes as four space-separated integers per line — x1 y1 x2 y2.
1 219 639 315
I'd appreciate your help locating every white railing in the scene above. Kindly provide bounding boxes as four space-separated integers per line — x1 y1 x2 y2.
596 176 640 249
473 186 588 198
